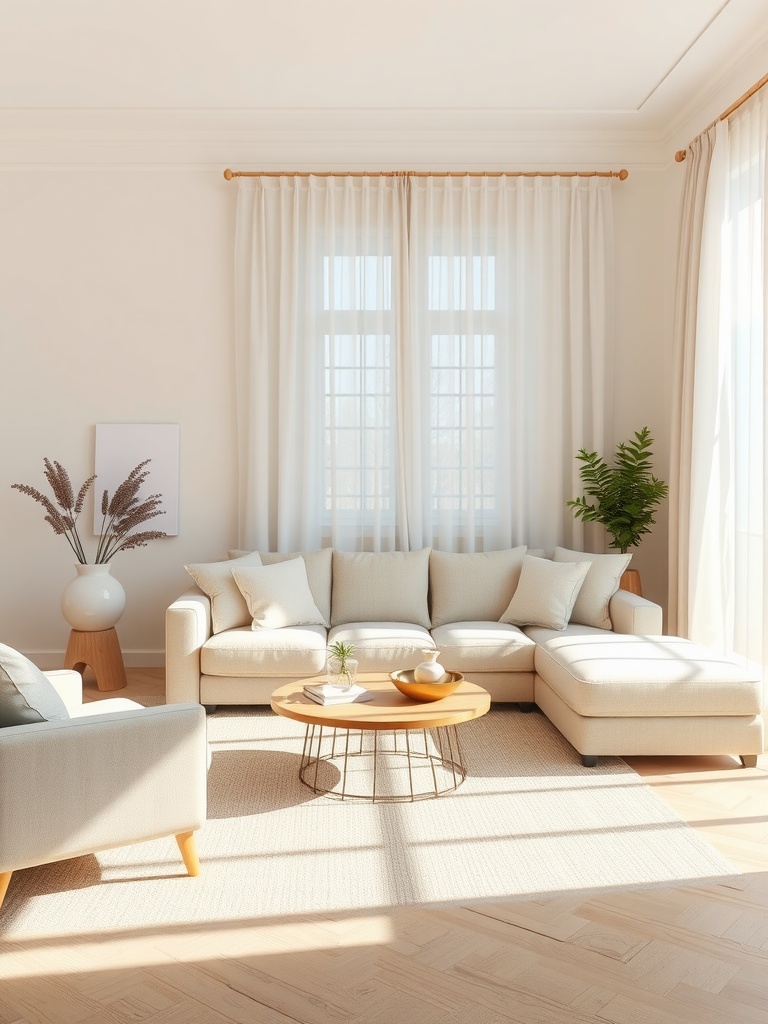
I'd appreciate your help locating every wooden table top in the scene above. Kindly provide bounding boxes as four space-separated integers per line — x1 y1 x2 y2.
270 673 491 731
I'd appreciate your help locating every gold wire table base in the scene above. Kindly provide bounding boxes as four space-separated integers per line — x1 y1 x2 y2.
298 724 467 802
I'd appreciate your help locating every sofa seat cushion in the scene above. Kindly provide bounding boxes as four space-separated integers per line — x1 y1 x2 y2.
328 623 433 672
431 622 536 673
534 633 763 718
201 626 327 677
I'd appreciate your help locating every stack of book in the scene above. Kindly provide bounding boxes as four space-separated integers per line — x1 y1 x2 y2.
303 682 373 705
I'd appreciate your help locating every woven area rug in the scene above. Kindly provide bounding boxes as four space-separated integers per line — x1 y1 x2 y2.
1 706 740 938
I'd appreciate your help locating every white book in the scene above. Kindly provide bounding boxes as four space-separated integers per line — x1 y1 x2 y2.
303 683 373 705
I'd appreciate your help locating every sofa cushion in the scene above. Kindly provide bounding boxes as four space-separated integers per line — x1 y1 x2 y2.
232 559 326 630
500 555 590 630
429 547 527 627
0 643 70 727
331 549 431 628
553 547 631 630
534 633 764 717
328 623 433 672
431 622 536 673
201 625 328 677
185 551 263 634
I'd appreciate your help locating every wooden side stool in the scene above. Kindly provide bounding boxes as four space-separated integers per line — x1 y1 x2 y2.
64 627 127 691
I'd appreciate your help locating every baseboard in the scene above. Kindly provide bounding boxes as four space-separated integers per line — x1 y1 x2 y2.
28 650 166 670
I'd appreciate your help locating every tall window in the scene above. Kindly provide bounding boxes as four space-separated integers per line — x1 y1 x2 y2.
234 173 612 553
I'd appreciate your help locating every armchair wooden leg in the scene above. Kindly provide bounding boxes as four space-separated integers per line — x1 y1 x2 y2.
740 754 758 768
176 831 200 876
0 871 13 911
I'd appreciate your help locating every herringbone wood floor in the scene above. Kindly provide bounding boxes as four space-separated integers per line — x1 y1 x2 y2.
0 668 765 1024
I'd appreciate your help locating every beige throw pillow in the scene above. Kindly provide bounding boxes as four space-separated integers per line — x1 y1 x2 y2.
185 551 263 634
429 547 527 626
553 547 632 630
331 549 431 628
232 559 327 630
499 555 590 630
229 549 332 626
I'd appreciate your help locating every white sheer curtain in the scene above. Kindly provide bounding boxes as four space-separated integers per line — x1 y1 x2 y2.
678 89 768 670
234 174 613 553
669 129 717 636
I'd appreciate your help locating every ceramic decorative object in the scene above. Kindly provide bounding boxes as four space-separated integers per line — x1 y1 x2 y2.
389 669 464 702
413 649 449 684
60 563 126 632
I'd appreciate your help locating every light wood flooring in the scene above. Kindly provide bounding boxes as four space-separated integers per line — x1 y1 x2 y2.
1 668 766 1024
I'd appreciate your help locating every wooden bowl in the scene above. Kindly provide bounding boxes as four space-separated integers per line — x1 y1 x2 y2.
389 669 464 702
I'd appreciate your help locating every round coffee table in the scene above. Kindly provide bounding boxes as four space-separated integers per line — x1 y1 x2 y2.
271 673 490 802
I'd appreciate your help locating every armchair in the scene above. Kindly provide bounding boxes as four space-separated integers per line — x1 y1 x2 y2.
0 669 207 912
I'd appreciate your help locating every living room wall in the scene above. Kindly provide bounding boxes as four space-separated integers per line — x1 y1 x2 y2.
12 20 768 666
0 153 677 666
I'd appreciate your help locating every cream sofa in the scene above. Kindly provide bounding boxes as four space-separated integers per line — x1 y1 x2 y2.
166 546 764 767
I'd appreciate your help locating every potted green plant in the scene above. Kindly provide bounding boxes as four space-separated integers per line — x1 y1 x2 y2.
326 640 358 689
567 426 668 593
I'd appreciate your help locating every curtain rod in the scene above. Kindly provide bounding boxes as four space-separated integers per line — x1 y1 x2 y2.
223 168 629 181
675 70 768 162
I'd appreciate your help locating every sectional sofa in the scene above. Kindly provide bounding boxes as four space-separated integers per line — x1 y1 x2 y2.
165 546 764 767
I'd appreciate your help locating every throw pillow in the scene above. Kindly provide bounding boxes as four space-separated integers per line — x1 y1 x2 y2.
331 548 431 628
499 555 591 630
553 546 632 630
185 551 263 634
429 547 527 627
0 643 70 728
229 549 332 627
232 559 327 630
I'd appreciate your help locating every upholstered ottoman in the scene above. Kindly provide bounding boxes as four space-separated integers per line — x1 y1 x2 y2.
530 632 764 767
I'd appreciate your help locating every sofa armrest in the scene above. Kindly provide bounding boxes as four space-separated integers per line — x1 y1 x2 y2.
610 589 663 635
0 703 208 873
43 669 84 712
165 587 211 705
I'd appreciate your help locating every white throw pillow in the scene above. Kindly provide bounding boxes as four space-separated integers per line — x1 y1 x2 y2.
553 546 632 630
185 551 263 634
499 555 591 630
232 559 327 630
331 549 431 628
229 549 332 626
0 643 70 727
429 547 527 626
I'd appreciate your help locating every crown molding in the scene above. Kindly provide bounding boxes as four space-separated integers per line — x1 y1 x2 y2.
0 108 673 170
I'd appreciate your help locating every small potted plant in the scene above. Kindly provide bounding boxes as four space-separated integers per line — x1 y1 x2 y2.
326 640 358 690
567 426 668 594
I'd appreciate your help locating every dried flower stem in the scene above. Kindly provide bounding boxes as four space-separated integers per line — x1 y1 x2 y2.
12 458 167 564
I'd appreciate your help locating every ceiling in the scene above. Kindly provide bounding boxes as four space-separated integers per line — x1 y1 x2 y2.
1 0 767 140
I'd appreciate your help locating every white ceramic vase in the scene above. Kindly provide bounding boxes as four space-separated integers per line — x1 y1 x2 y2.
414 649 448 684
61 563 126 632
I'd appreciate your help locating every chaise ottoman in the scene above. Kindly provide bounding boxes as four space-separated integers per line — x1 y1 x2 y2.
529 631 764 767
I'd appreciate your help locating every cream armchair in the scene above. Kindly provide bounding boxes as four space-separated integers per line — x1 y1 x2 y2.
0 669 207 912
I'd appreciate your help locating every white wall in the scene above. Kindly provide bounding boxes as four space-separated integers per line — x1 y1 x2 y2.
0 148 679 663
10 41 768 664
1 167 239 664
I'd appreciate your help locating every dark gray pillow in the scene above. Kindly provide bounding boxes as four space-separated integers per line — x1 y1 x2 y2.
0 643 70 727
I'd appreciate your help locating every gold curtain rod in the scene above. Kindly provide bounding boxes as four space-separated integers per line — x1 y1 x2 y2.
223 168 629 181
675 70 768 162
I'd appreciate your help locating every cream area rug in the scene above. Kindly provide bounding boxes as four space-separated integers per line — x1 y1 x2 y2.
1 706 740 938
